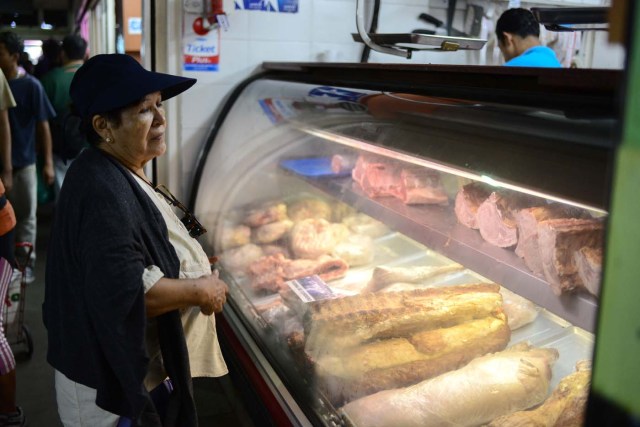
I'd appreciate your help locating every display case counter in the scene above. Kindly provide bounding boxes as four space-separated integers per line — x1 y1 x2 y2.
191 64 620 426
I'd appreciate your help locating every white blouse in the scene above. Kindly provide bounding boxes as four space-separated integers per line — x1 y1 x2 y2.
132 173 228 390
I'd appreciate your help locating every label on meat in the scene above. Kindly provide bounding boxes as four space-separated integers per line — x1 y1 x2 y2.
285 275 334 303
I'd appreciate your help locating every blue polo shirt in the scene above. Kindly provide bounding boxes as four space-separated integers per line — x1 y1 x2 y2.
505 46 562 68
7 73 56 169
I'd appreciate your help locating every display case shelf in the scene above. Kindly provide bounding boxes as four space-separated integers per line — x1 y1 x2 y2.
286 171 598 333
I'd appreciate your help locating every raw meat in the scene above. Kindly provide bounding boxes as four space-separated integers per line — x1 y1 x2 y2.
252 219 293 244
242 202 287 227
499 286 539 330
218 243 264 277
454 182 492 229
342 214 390 238
247 253 287 293
537 218 604 295
332 234 374 267
331 154 357 174
248 253 348 294
364 263 465 293
340 343 558 427
290 218 341 259
476 191 535 248
394 168 449 205
218 223 251 249
316 314 510 405
574 247 602 297
304 283 503 353
514 205 587 276
281 255 348 283
487 360 591 427
287 198 332 222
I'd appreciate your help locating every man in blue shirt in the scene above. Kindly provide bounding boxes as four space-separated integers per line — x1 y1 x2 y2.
0 31 55 282
495 8 561 68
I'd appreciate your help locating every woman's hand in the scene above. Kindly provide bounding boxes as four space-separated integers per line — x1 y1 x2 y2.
196 270 229 315
145 271 229 318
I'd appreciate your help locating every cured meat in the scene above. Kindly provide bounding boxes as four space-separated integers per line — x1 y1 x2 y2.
316 314 510 405
252 219 293 244
341 343 558 427
476 191 535 248
487 360 591 427
305 283 503 352
514 205 587 276
394 168 449 206
289 218 341 259
574 247 602 297
363 263 465 293
454 182 492 229
242 202 287 227
287 198 332 222
537 218 604 295
218 243 264 277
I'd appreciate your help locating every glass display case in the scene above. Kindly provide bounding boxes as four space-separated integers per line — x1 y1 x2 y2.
190 63 621 426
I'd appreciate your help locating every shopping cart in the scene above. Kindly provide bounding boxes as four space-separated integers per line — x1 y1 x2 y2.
2 242 34 359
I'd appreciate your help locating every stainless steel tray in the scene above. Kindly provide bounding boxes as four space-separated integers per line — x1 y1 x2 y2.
352 33 487 51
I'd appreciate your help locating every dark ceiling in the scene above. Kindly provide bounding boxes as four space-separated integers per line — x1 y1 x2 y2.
0 0 81 34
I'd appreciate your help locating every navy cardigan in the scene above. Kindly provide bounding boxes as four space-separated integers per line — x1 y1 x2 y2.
43 148 197 426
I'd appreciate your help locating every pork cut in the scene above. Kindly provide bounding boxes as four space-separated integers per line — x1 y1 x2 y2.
574 246 603 297
454 182 492 229
476 191 535 248
487 360 591 427
341 343 558 427
537 218 604 295
394 168 449 205
316 314 510 405
514 205 587 276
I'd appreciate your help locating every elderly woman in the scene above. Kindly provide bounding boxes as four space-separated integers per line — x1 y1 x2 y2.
43 54 229 427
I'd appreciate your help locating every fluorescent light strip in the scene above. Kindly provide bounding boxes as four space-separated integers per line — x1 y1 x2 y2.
299 125 608 215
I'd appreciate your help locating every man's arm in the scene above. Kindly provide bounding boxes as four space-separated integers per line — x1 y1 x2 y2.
36 120 54 186
0 109 11 191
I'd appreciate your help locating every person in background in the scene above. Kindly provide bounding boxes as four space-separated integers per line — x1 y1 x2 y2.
43 54 229 427
34 38 61 80
41 34 88 197
18 53 34 76
0 31 56 284
495 8 562 68
0 68 26 427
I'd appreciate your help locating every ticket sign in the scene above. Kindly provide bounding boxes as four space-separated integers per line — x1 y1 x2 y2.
183 32 219 71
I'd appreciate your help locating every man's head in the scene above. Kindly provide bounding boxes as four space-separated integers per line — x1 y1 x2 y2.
0 31 23 76
495 8 541 62
62 35 88 63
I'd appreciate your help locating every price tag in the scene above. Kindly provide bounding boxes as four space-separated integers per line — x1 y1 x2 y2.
216 14 230 31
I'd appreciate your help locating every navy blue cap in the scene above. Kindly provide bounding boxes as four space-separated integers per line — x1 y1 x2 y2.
70 54 196 118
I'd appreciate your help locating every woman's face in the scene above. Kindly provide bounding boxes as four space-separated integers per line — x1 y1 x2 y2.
101 91 166 168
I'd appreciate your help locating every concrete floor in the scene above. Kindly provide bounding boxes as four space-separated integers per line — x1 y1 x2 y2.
11 205 257 427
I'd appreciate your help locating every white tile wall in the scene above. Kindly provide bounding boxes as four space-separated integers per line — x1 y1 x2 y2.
248 40 313 61
158 0 622 193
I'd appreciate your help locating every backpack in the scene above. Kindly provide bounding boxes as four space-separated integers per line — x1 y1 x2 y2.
50 110 88 162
